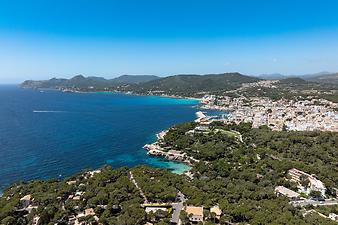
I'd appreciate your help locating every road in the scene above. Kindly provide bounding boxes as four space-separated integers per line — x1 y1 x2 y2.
170 192 186 224
129 171 148 204
303 209 329 219
171 202 183 224
129 173 186 225
291 199 338 207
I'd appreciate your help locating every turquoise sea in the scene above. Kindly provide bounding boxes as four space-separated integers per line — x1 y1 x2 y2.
0 85 199 190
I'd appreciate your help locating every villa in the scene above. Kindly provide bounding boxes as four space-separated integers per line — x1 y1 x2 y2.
71 208 99 225
145 206 168 214
184 206 204 222
20 194 32 208
32 216 40 225
275 186 301 200
210 205 222 220
288 168 326 196
329 213 338 221
196 120 213 131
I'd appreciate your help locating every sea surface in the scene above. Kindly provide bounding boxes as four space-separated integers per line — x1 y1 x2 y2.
0 85 200 190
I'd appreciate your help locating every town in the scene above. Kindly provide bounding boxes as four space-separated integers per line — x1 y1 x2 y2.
200 92 338 132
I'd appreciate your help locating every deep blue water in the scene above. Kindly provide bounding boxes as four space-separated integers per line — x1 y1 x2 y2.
0 85 199 190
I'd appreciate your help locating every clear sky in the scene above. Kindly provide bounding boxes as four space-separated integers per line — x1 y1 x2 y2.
1 0 338 83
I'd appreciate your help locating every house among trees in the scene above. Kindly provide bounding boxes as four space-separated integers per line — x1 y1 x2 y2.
275 186 301 200
70 208 98 225
32 216 40 225
210 205 222 220
329 213 338 221
19 194 32 208
196 120 212 131
184 206 204 222
145 206 169 214
288 168 326 197
17 194 38 214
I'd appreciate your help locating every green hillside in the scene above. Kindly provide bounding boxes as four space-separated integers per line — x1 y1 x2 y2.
307 73 338 84
20 75 160 90
122 73 260 96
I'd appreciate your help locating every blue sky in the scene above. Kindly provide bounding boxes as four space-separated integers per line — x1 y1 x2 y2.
1 0 338 83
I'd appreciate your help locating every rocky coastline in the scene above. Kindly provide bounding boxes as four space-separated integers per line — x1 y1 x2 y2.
143 130 199 167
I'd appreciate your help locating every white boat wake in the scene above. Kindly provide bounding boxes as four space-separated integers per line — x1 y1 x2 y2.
33 110 66 113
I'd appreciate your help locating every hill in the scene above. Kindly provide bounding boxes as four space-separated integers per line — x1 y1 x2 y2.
21 75 110 89
112 75 160 84
278 77 308 84
20 72 338 100
257 73 287 80
305 73 338 84
123 72 260 96
20 74 160 89
256 72 338 83
21 72 260 96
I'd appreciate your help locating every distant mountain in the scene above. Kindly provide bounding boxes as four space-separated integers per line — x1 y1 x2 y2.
300 71 332 79
278 77 308 85
21 75 160 89
304 73 338 84
123 72 260 95
21 75 109 89
21 73 261 95
257 73 287 80
254 71 338 84
111 75 160 84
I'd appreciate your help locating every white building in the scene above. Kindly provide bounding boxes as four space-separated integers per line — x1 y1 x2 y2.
145 206 168 214
210 205 222 220
329 213 338 221
275 186 300 200
288 168 326 197
20 194 32 208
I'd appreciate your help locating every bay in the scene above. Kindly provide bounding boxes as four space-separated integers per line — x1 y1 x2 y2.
0 85 199 190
